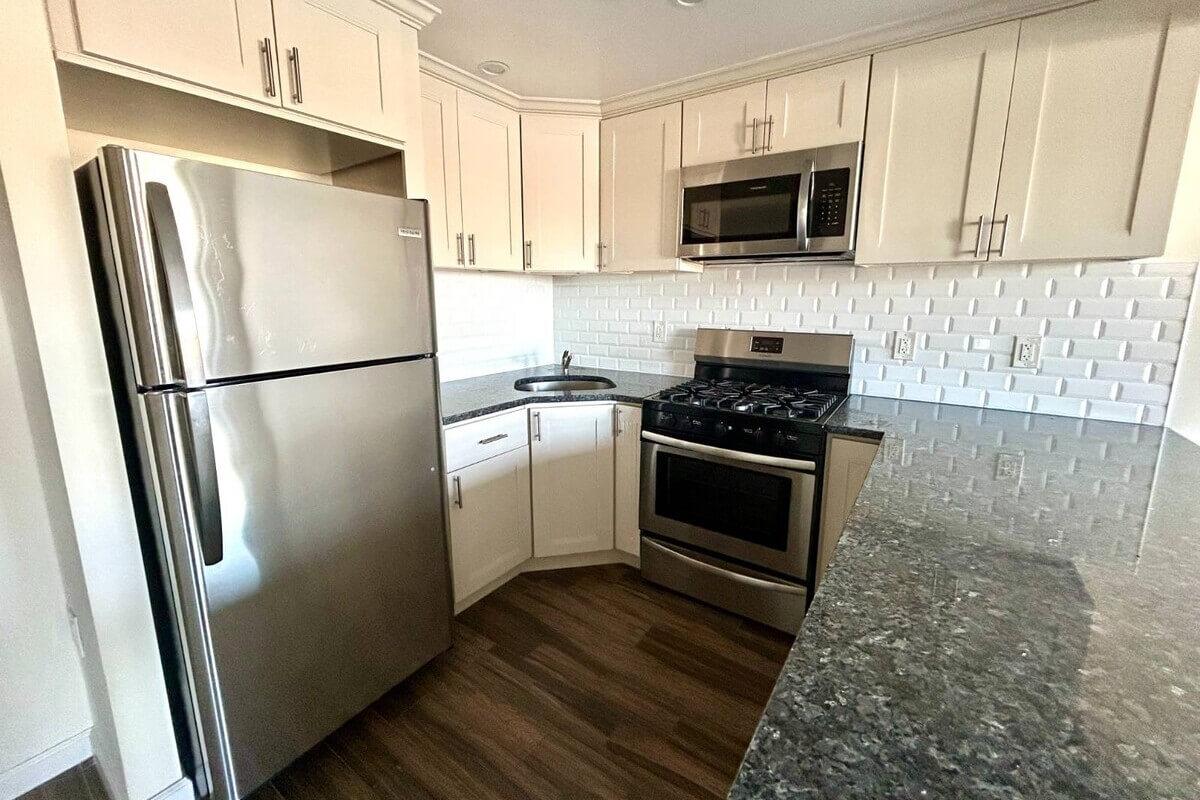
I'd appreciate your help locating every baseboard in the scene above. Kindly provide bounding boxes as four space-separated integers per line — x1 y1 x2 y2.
453 549 641 615
0 728 92 800
149 777 194 800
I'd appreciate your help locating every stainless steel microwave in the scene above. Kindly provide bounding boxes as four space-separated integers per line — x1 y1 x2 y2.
677 141 861 263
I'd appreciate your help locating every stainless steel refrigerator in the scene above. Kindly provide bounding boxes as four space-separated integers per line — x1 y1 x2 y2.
77 146 451 799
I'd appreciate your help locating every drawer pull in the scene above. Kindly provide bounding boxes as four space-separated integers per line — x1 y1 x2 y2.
478 433 509 445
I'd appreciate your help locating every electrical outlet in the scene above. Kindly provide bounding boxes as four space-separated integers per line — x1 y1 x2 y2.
995 452 1025 482
1012 335 1042 369
882 437 905 464
652 320 667 343
892 331 915 361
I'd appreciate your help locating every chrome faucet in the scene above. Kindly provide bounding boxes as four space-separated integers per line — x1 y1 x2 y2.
561 350 573 374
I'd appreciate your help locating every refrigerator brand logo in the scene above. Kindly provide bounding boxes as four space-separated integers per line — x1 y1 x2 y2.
397 227 424 239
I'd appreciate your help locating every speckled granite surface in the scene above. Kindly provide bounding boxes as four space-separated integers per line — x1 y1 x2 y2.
731 394 1200 800
439 365 681 424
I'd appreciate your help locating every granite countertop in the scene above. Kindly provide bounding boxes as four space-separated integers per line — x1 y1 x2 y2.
438 365 682 424
730 394 1200 799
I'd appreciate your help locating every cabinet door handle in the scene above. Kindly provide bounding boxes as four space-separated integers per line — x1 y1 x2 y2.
973 214 987 259
452 475 463 508
613 407 620 437
259 38 277 98
596 242 605 270
989 214 1011 259
455 232 465 264
288 47 303 104
467 233 477 265
750 117 760 154
532 411 541 442
524 240 532 270
764 114 775 152
478 433 508 445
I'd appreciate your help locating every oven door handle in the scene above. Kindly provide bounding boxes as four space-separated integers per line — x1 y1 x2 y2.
643 538 807 595
641 431 816 472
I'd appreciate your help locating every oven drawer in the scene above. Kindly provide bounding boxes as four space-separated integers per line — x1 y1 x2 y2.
641 536 807 633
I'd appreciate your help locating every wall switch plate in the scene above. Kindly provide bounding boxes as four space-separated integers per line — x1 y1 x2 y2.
995 451 1025 482
892 331 915 361
652 320 667 343
1012 335 1042 369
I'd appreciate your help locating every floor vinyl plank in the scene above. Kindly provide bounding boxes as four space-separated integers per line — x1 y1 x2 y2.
29 565 792 800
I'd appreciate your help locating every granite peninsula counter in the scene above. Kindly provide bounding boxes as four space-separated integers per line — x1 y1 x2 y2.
730 394 1200 799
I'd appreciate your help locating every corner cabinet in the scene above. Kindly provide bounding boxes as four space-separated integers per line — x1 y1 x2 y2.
613 405 642 556
816 436 880 589
521 113 600 273
599 103 698 273
47 0 429 143
858 0 1200 265
419 73 524 271
529 405 615 557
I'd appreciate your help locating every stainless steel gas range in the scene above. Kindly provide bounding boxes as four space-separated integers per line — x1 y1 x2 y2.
638 328 853 633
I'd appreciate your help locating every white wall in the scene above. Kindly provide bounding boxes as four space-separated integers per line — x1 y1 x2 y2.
0 3 186 799
0 177 93 797
555 260 1197 425
434 270 555 381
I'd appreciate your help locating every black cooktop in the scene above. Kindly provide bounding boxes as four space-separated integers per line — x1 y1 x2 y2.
655 379 842 420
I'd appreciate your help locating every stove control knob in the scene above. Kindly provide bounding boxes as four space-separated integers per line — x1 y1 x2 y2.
657 412 676 428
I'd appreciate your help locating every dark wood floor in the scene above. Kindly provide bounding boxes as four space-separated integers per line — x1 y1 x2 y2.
28 565 793 800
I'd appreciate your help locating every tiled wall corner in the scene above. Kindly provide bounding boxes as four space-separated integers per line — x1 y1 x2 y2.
552 261 1198 425
434 270 554 381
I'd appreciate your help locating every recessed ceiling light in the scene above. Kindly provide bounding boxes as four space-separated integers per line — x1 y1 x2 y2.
478 60 509 76
675 0 703 6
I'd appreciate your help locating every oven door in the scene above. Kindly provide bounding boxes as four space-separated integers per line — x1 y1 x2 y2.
639 432 815 578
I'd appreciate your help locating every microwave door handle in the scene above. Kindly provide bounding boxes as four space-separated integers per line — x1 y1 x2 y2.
797 160 815 250
145 182 206 389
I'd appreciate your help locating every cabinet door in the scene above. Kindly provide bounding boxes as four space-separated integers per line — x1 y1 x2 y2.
457 92 525 271
993 0 1200 261
600 103 689 272
613 405 642 556
764 57 871 153
529 405 615 557
68 0 277 103
681 81 768 167
273 0 418 140
816 437 879 588
420 74 465 269
856 23 1019 265
447 446 532 603
522 114 600 272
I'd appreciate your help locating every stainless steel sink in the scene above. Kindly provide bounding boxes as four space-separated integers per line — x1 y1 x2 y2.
514 375 616 392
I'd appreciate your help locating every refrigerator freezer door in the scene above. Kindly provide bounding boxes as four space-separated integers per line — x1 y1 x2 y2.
148 358 450 797
100 146 434 388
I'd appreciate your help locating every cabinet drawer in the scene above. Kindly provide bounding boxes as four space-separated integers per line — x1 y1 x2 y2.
444 410 528 472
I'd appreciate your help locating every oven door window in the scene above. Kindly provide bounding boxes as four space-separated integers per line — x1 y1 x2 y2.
680 173 802 245
654 451 791 551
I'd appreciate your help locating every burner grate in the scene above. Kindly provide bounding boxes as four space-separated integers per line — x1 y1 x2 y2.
655 379 841 420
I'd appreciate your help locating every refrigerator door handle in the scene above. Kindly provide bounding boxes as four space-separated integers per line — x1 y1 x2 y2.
145 182 207 389
157 391 225 566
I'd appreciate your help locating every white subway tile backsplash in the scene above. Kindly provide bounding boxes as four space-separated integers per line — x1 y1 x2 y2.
436 270 554 381
554 260 1197 424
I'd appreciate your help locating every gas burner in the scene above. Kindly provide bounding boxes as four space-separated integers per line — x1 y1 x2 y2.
654 380 841 420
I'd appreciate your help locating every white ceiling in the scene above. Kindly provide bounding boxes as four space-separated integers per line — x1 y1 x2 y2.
419 0 1055 101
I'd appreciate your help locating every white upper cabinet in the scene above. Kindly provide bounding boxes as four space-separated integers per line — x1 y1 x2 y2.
993 0 1200 261
57 0 277 104
764 57 871 153
529 405 615 558
681 81 768 166
600 103 694 272
419 75 464 268
856 23 1020 265
613 405 642 557
272 0 419 140
521 114 600 273
457 92 525 271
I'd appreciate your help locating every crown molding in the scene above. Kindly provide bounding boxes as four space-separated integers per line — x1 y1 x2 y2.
373 0 441 29
592 0 1089 116
418 52 602 117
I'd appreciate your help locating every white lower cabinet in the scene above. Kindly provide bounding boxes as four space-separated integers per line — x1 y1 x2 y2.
613 405 642 556
529 405 615 557
446 444 532 603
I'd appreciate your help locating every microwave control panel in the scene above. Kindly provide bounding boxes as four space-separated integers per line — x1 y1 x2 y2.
807 167 851 239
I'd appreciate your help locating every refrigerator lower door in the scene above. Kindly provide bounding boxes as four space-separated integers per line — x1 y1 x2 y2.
146 357 450 798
